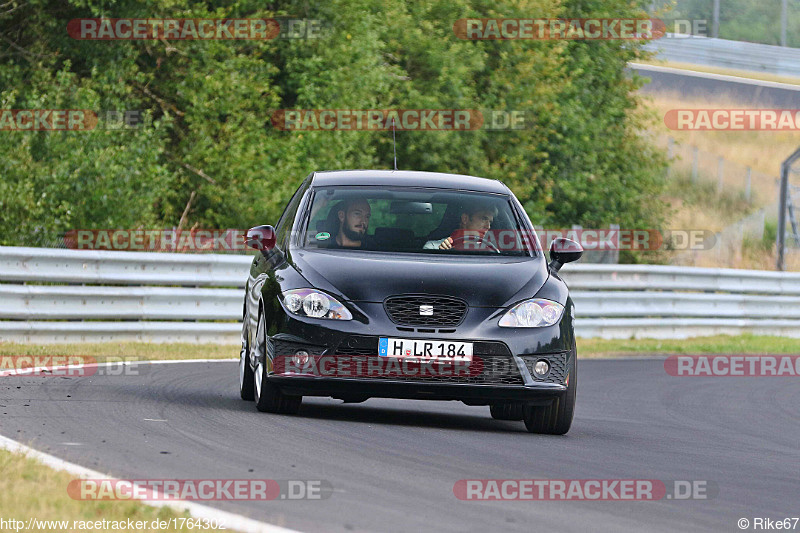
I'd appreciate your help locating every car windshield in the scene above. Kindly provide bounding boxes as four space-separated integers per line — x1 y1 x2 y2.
302 186 534 256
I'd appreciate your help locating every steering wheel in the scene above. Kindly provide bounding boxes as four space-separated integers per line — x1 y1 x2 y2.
448 235 501 254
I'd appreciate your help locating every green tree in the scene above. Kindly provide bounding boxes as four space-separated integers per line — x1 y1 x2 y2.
0 0 667 263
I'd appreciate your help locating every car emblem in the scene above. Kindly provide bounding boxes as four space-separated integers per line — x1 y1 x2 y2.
419 305 433 316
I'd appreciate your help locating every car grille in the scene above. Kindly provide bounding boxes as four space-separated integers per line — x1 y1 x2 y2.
383 294 468 327
520 352 570 384
334 336 523 385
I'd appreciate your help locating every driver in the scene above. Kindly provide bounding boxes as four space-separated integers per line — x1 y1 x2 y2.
424 202 498 250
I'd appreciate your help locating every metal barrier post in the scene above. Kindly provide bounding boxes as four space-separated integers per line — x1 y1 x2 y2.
777 146 800 270
745 167 752 202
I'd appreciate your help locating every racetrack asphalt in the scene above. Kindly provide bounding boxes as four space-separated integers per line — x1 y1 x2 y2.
631 63 800 106
2 358 798 533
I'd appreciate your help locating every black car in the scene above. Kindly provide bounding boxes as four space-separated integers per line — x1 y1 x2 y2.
239 170 582 434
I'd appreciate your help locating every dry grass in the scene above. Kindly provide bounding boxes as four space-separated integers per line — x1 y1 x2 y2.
0 448 206 532
641 90 800 270
662 174 753 234
646 92 800 180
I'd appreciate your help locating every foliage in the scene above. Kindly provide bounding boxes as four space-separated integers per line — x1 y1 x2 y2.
0 0 667 255
659 0 800 47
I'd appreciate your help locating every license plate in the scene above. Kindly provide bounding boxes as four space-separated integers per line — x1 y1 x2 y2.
378 337 473 362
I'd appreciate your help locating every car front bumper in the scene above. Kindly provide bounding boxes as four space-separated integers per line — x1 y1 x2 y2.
261 298 576 403
269 374 566 404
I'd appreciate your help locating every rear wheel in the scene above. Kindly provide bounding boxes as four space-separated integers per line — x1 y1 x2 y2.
523 342 577 435
489 402 524 420
253 307 302 414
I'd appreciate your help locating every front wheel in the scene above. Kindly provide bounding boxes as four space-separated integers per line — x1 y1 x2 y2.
239 306 254 401
254 360 302 414
252 307 302 414
523 343 577 435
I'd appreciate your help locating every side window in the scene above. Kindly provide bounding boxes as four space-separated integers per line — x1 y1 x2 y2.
275 178 310 250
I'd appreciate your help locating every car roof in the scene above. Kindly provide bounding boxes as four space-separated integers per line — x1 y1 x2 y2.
310 170 510 194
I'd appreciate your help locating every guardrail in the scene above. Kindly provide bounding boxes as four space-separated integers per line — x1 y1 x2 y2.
644 35 800 78
0 245 251 286
0 246 249 343
1 246 799 342
562 263 800 339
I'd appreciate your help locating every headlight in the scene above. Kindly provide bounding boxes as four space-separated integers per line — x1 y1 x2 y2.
281 289 352 320
498 298 564 328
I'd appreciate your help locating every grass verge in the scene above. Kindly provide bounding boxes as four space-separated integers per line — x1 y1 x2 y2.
0 342 237 360
0 448 205 533
578 334 800 358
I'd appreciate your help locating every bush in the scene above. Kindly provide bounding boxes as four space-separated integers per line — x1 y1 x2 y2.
0 0 667 248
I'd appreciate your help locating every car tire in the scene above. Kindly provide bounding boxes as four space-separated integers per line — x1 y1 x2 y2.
254 360 302 414
239 305 255 401
253 307 302 414
523 341 577 435
489 402 524 420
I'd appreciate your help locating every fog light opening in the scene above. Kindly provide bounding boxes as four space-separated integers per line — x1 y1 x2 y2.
292 350 310 365
533 359 550 377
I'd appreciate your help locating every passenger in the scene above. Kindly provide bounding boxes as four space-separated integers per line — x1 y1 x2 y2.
329 198 371 248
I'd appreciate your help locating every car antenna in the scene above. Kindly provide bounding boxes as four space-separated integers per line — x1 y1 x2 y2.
391 117 398 170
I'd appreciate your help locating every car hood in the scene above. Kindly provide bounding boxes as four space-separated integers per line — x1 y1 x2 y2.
289 249 547 307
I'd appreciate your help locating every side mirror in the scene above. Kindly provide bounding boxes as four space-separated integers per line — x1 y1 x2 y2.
245 225 277 252
549 237 583 272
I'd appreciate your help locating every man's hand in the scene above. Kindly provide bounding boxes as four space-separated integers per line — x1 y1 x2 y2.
438 237 454 250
